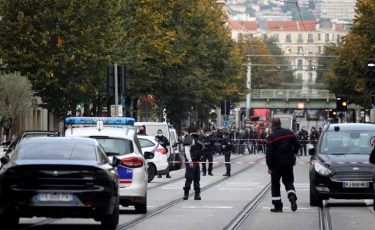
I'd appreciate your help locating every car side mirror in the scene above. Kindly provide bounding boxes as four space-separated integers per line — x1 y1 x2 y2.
111 157 121 167
1 156 10 165
144 151 155 160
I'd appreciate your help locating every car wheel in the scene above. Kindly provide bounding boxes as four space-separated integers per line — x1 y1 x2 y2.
310 183 322 207
101 201 119 230
147 163 156 183
0 209 19 229
134 197 147 214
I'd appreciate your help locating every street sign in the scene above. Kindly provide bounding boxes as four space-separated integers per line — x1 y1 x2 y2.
222 121 228 127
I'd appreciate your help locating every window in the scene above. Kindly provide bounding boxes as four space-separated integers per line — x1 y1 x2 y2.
318 46 322 54
320 130 375 154
308 73 313 83
286 34 291 43
98 146 110 164
308 34 314 42
325 33 329 42
273 33 279 42
318 33 321 41
297 46 303 54
308 46 313 54
337 34 341 43
286 46 292 53
17 143 97 160
237 33 243 42
308 60 313 69
297 34 303 42
139 138 155 148
90 137 134 156
297 60 303 70
297 73 303 80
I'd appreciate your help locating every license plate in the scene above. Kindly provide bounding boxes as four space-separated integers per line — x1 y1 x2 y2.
343 182 369 188
38 193 73 202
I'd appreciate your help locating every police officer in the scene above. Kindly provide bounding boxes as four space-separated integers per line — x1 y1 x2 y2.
183 125 203 200
266 118 300 212
155 129 171 178
221 132 233 176
201 129 214 176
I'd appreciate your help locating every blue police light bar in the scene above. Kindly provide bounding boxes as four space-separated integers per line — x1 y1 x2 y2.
65 117 135 126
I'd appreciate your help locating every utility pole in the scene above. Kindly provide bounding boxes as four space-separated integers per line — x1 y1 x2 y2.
114 63 118 117
246 62 251 119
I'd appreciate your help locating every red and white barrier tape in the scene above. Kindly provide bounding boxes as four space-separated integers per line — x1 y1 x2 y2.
165 161 371 165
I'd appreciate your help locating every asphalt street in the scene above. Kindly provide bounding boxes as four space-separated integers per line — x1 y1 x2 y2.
17 155 375 230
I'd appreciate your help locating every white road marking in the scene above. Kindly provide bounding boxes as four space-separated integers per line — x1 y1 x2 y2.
218 188 255 191
181 206 233 209
262 207 310 210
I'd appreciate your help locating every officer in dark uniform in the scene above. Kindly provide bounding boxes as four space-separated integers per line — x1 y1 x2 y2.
182 125 204 200
221 132 233 176
155 129 171 178
266 118 300 212
201 129 215 176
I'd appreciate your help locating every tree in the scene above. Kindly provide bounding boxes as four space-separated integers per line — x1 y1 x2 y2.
323 0 375 108
0 0 125 119
239 38 284 89
0 73 34 138
316 43 338 83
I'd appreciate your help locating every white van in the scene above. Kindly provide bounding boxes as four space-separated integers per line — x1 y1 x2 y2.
135 122 183 171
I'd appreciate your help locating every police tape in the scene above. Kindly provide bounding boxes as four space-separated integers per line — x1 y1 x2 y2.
165 161 371 165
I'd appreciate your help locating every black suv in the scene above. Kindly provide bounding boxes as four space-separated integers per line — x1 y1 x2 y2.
309 123 375 206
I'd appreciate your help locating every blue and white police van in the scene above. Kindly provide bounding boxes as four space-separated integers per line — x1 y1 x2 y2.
64 117 149 214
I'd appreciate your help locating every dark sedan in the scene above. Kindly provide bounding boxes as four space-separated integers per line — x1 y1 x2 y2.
309 123 375 206
0 137 121 230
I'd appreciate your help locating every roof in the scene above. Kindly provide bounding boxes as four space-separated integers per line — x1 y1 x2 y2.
228 20 244 30
326 123 375 131
65 127 136 139
335 24 346 32
21 137 97 145
242 21 258 30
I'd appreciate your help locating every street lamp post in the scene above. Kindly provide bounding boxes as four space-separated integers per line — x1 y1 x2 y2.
246 62 251 120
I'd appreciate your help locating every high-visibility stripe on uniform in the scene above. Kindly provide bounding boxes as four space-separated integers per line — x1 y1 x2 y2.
267 134 295 144
287 190 296 195
272 197 281 200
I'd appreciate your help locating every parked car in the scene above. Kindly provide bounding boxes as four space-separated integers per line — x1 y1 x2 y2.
138 135 169 182
0 137 121 230
65 117 150 214
309 123 375 206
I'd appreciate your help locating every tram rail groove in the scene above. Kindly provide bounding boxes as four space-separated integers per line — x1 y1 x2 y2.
18 154 263 229
223 183 271 230
320 200 332 230
116 156 266 230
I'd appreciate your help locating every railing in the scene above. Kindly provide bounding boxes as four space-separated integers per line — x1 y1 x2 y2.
250 89 336 99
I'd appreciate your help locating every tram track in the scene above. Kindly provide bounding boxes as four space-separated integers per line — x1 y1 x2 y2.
223 182 271 230
115 156 266 230
19 154 264 230
319 201 332 230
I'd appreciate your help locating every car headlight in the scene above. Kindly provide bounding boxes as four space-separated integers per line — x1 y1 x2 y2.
314 162 331 176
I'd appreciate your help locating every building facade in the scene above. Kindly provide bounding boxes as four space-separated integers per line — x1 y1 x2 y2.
315 0 356 21
228 19 348 88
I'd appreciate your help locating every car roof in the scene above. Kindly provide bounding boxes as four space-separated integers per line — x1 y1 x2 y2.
21 137 97 145
134 122 168 126
65 127 136 139
326 123 375 131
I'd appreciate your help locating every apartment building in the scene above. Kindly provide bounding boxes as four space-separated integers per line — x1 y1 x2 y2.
228 19 348 87
315 0 356 21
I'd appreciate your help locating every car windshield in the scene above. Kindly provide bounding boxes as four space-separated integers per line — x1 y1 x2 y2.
17 142 97 160
91 137 133 156
320 130 375 154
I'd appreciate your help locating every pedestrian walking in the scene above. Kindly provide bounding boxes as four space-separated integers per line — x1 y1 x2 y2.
201 129 215 176
266 118 301 212
221 132 233 176
155 129 171 179
182 125 204 200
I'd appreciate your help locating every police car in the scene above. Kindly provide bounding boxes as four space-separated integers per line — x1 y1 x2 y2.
64 117 150 214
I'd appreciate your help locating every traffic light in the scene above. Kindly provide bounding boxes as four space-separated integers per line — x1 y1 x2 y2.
107 65 126 95
220 101 230 115
365 58 375 91
336 96 348 111
329 109 337 118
